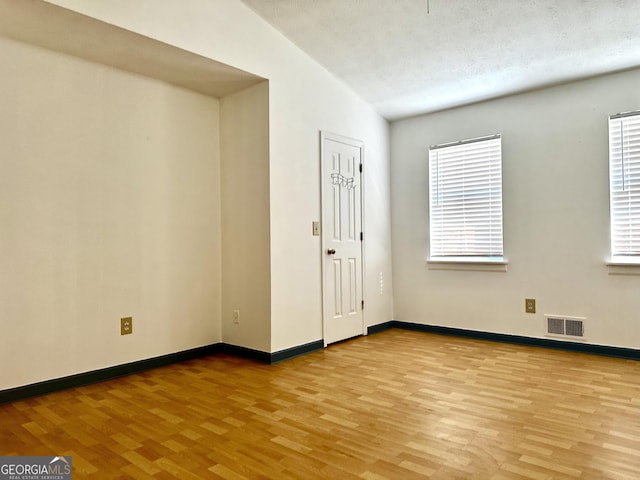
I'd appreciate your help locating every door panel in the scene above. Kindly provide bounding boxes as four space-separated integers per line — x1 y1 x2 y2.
348 258 357 314
322 132 364 345
333 259 342 317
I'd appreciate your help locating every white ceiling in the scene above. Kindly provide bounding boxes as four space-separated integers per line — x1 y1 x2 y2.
240 0 640 121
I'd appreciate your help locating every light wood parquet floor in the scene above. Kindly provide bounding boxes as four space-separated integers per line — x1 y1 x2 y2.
1 329 640 479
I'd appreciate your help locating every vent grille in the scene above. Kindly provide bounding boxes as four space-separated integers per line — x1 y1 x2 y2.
565 319 584 337
547 317 565 335
545 315 585 339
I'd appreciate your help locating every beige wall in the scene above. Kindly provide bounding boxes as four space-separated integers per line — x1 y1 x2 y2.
44 0 394 353
220 81 271 351
391 68 640 349
0 36 222 390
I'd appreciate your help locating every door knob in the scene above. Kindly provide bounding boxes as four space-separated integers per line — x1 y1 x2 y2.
327 249 336 255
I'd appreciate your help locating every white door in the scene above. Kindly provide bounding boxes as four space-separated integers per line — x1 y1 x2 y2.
321 132 364 345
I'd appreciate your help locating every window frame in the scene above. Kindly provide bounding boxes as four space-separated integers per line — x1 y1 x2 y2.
608 110 640 271
427 133 506 270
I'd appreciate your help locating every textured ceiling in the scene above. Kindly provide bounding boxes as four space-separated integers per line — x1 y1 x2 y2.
240 0 640 120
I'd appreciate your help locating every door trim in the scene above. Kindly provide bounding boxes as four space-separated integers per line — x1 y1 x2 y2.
320 131 366 347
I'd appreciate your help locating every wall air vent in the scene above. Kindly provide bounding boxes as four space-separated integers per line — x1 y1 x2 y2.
544 315 586 339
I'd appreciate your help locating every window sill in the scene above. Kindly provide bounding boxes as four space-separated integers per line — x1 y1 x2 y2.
427 257 508 272
607 258 640 275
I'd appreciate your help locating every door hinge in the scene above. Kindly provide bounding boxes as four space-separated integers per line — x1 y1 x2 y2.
360 232 363 241
359 163 363 173
361 300 364 310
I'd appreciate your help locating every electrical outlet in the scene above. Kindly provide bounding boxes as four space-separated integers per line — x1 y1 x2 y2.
233 310 240 324
525 299 536 314
121 317 133 335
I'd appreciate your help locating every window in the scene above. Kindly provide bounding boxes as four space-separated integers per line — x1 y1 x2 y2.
609 111 640 262
428 134 503 262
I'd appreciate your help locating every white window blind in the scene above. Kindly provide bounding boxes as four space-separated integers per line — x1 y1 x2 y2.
609 112 640 259
429 135 503 258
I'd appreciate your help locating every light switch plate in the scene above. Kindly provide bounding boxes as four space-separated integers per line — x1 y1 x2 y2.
312 221 320 236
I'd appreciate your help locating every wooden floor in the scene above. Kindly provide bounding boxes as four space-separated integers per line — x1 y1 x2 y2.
1 329 640 479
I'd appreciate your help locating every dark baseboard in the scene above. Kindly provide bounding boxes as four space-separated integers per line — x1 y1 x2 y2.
218 340 324 364
367 321 395 335
0 344 221 405
218 343 272 364
270 340 324 364
384 321 640 361
0 339 327 405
